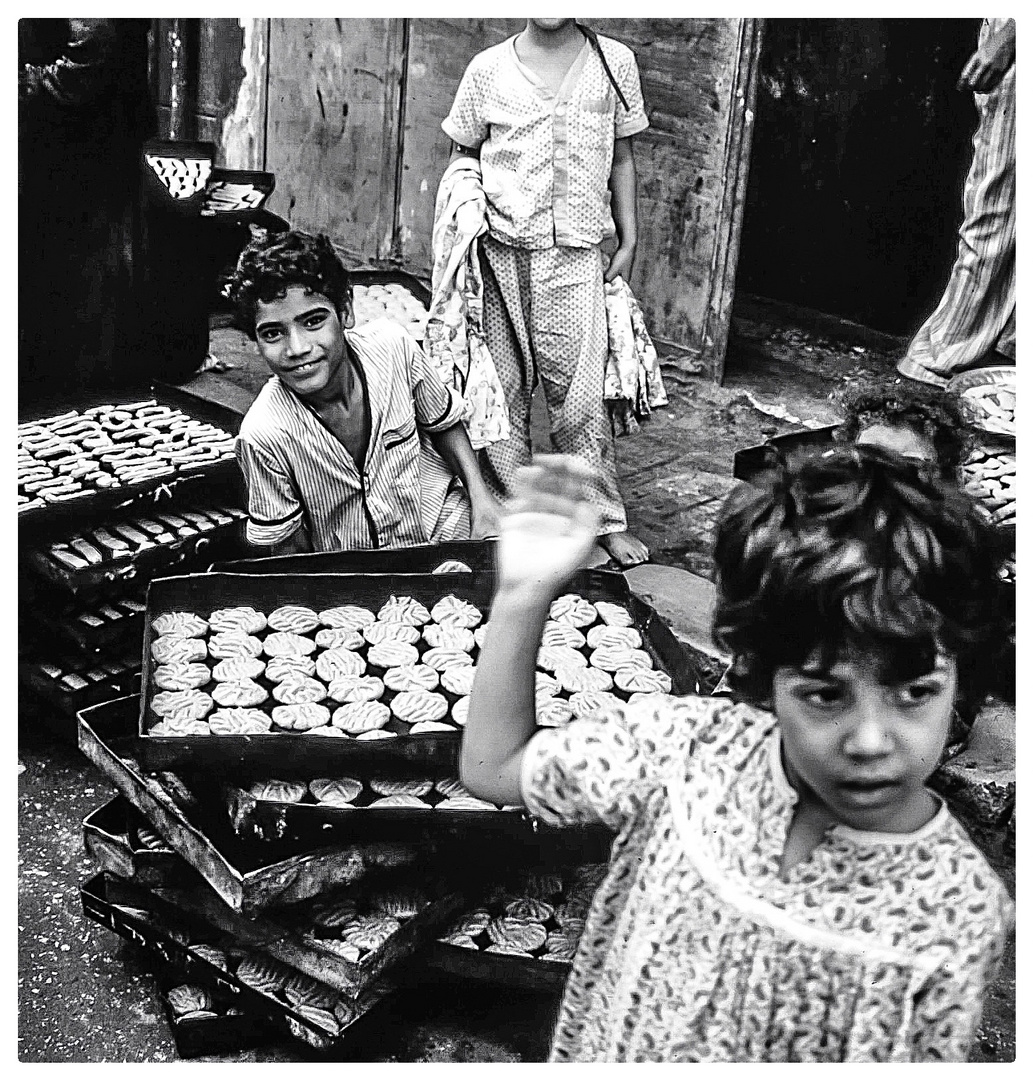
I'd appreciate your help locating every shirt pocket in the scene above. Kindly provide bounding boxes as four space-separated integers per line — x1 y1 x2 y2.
383 415 417 450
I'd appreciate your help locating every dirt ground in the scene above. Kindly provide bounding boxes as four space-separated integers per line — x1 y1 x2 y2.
18 307 1015 1062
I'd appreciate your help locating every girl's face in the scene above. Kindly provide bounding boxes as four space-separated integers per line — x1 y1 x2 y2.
772 652 955 833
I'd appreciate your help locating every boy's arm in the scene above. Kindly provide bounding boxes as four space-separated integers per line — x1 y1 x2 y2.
427 423 501 540
461 457 602 805
605 135 638 284
958 19 1015 92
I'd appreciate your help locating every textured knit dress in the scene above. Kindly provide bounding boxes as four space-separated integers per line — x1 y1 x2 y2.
520 695 1013 1062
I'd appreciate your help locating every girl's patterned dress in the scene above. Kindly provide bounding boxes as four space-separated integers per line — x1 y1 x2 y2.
520 695 1013 1062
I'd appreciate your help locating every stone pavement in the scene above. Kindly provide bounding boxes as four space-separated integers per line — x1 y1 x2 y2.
18 308 1015 1061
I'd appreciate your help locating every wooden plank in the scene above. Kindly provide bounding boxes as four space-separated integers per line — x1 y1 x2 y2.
396 18 524 273
263 18 407 262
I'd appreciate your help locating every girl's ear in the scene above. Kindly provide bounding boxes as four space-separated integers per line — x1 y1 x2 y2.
339 295 355 330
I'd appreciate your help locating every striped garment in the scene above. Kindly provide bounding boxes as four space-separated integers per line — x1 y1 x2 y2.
897 18 1015 386
235 319 471 551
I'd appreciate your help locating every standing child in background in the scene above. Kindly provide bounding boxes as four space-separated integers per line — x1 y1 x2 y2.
462 449 1012 1062
442 18 651 567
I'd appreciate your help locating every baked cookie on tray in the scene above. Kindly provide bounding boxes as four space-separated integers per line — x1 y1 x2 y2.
421 647 474 672
430 594 482 629
541 621 587 650
390 690 448 724
377 595 431 627
263 631 317 657
451 696 470 726
151 688 214 722
536 645 587 673
383 664 439 693
594 600 634 627
367 794 431 810
151 611 208 638
548 594 597 628
267 605 320 634
366 640 419 669
315 648 365 682
318 604 376 630
589 646 653 673
211 679 268 708
153 662 211 691
211 656 265 682
354 729 397 741
364 621 421 647
327 674 385 704
337 914 402 952
208 631 263 660
555 664 614 694
536 698 575 728
370 887 429 919
421 623 475 652
615 667 672 694
209 708 272 734
331 700 391 734
314 627 365 651
271 676 326 705
409 720 455 734
265 654 317 682
569 690 623 719
586 623 642 650
309 777 363 806
369 777 433 798
208 606 267 635
271 702 331 731
439 665 476 697
149 718 212 736
436 794 496 811
248 779 307 803
151 636 207 665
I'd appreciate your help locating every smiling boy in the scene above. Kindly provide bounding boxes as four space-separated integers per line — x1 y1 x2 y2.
226 230 499 554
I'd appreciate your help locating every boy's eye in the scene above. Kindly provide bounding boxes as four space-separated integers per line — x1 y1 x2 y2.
896 682 941 707
801 685 842 708
258 327 283 343
303 313 328 329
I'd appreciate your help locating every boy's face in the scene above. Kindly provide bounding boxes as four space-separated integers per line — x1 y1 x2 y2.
254 285 353 398
771 651 955 833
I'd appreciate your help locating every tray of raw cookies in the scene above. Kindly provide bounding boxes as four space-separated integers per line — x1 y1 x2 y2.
136 569 699 777
80 871 396 1052
79 696 428 914
17 395 242 539
422 864 607 993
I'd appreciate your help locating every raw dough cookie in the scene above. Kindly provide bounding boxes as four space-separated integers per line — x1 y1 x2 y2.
309 777 363 806
487 917 547 953
149 718 211 736
208 631 263 660
369 777 433 798
355 728 397 741
314 627 365 651
422 623 475 651
212 679 268 708
377 595 431 626
473 625 490 648
541 621 586 650
208 606 267 634
569 690 623 719
153 662 211 691
555 664 614 694
434 777 468 799
589 646 653 673
440 665 475 697
151 611 208 638
338 914 402 952
151 636 207 665
267 604 320 634
436 795 496 811
266 654 317 682
615 667 672 694
319 605 376 630
537 645 587 672
505 897 554 922
408 720 456 734
248 779 307 803
263 631 317 657
421 647 473 672
548 594 597 628
370 887 428 919
536 698 575 728
328 675 385 703
366 640 419 669
209 708 272 734
235 955 292 994
390 690 448 724
429 594 482 629
586 624 642 650
331 700 391 734
367 795 430 810
271 702 331 731
307 724 348 737
271 676 326 705
595 601 635 627
168 985 213 1016
364 621 421 647
451 697 470 726
211 656 265 682
189 944 229 970
536 671 560 698
151 688 214 722
383 664 438 693
315 648 365 682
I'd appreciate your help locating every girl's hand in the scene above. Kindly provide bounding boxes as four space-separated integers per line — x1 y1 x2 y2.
498 455 601 597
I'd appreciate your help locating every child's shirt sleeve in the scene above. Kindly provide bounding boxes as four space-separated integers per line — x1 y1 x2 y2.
520 694 720 832
442 58 489 151
611 46 649 140
235 433 305 546
400 326 466 434
908 888 1015 1061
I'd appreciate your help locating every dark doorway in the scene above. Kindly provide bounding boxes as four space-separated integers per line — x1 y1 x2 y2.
735 18 983 336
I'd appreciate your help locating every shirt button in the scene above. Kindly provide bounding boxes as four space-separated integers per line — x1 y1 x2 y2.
555 104 567 116
555 147 567 160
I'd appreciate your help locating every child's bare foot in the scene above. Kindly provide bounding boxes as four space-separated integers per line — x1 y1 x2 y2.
599 530 649 568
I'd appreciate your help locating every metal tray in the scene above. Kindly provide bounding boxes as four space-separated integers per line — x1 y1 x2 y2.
84 796 199 889
24 506 247 600
17 388 245 542
20 645 142 719
421 941 570 994
350 268 431 308
81 872 394 1052
78 696 426 914
137 569 699 778
209 540 498 576
948 366 1016 441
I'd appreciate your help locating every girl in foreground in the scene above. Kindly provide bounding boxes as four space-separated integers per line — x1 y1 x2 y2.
461 448 1012 1062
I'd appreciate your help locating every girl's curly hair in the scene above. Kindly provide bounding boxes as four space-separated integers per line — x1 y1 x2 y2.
713 445 1002 714
223 230 352 338
834 383 969 478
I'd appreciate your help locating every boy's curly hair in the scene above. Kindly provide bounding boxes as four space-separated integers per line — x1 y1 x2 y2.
834 383 969 478
713 445 1002 714
223 230 352 338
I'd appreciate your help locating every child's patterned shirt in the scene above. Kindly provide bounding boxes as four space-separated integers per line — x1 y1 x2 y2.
520 694 1013 1062
442 33 648 250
